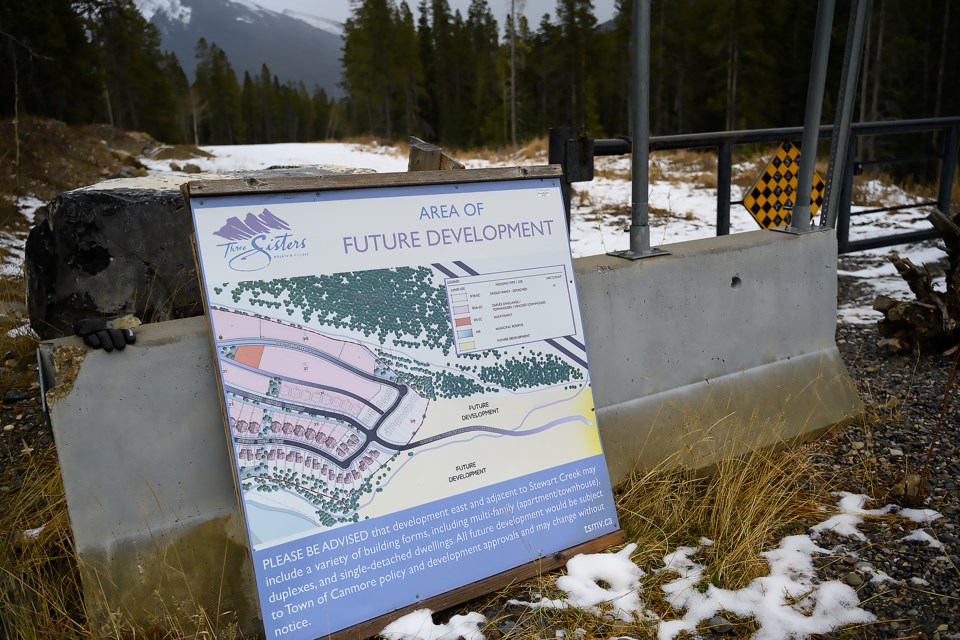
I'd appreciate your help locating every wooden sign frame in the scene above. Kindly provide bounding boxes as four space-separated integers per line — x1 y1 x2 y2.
183 166 625 640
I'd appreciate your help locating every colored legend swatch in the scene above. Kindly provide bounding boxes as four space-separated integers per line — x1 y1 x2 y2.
445 265 576 354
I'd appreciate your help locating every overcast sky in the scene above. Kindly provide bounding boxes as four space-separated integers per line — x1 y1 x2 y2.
254 0 618 29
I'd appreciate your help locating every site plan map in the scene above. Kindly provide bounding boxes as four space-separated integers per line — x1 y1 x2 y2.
190 175 619 639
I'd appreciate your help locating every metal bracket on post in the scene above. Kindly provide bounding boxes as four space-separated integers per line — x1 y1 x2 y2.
609 0 668 261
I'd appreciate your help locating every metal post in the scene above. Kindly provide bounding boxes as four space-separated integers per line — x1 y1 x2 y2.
787 0 835 233
549 127 573 228
837 142 856 253
717 141 732 235
609 0 667 259
938 124 959 214
630 0 651 250
823 0 869 229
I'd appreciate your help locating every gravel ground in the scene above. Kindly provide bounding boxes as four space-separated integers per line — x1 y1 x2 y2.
809 320 960 639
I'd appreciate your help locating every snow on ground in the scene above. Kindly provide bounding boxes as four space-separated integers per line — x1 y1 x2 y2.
140 141 410 175
11 140 947 327
147 141 948 326
0 195 43 278
386 495 941 640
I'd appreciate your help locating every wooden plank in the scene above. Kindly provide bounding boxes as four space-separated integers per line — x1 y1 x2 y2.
182 166 562 198
439 153 466 171
328 529 628 640
408 136 443 171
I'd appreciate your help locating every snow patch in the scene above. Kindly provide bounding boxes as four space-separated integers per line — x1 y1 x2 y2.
133 0 191 24
380 609 486 640
896 507 943 524
656 534 874 640
900 529 945 549
509 543 649 622
809 492 892 541
281 9 344 35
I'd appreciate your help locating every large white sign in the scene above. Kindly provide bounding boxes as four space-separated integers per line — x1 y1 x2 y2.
189 175 619 639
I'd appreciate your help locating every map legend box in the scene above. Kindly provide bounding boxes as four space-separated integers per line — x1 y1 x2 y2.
445 265 577 354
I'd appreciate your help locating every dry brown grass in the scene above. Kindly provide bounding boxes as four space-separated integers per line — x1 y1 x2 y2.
0 445 88 640
616 443 828 592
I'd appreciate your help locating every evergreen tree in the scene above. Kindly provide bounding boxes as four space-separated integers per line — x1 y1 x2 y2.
88 0 183 140
161 52 191 144
395 2 424 137
193 38 243 144
416 0 438 138
241 71 259 143
342 0 399 137
464 0 500 146
0 0 102 123
555 0 600 134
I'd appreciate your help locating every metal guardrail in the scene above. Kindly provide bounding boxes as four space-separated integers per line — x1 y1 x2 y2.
549 116 960 254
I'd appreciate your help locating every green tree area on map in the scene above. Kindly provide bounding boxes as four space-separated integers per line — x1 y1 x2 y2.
479 351 583 390
218 266 582 399
223 267 455 353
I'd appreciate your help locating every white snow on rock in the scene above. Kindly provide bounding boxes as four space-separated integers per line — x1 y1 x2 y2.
508 543 649 622
896 507 943 524
900 529 946 549
809 492 893 540
380 609 486 640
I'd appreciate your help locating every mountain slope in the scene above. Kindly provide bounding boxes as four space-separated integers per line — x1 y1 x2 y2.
141 0 343 94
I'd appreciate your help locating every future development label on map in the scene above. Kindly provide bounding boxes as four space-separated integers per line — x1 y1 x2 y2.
189 176 619 639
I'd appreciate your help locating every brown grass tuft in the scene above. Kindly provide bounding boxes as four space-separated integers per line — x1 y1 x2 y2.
615 443 829 591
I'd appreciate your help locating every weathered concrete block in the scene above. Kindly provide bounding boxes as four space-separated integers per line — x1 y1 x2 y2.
25 167 370 339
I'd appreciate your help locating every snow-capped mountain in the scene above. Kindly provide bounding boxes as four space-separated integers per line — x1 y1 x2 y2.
135 0 343 94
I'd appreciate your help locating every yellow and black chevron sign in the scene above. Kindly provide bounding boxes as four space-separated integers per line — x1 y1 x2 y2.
742 141 824 229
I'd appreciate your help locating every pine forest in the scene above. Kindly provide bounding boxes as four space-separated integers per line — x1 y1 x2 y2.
1 0 957 149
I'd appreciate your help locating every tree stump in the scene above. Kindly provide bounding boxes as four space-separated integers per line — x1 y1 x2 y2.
873 210 960 354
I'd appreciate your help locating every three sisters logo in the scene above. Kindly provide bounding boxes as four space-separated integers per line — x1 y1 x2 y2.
213 209 307 272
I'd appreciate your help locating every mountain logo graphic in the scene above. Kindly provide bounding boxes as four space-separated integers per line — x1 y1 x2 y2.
212 208 307 272
213 209 292 241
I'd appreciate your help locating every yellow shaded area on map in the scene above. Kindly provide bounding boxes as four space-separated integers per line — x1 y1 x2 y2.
359 383 602 520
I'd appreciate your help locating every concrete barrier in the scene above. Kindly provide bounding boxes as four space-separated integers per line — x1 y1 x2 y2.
578 228 861 481
40 227 861 634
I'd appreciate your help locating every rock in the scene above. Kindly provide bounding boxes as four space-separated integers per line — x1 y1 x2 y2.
110 148 146 169
890 473 923 504
890 448 904 457
852 441 865 450
497 621 521 637
25 166 372 339
3 389 27 404
182 163 202 174
708 616 734 634
845 572 864 587
108 166 138 179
